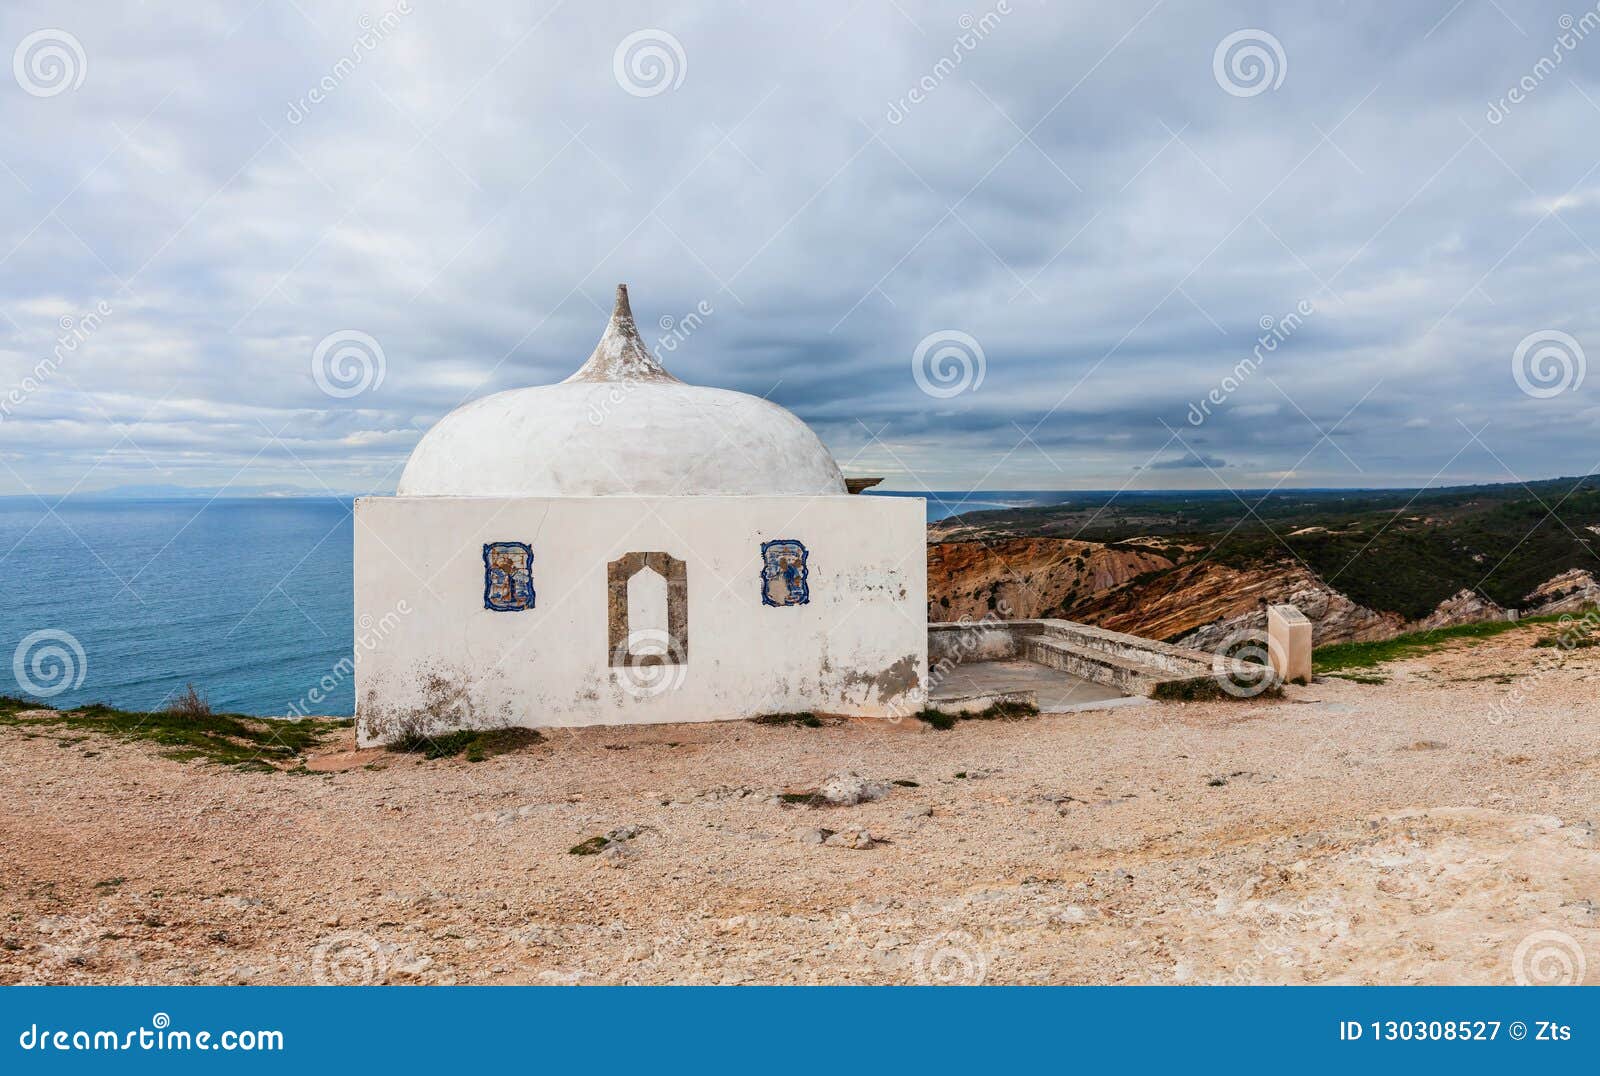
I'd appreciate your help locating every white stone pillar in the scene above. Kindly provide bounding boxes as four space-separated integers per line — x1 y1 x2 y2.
1267 604 1312 685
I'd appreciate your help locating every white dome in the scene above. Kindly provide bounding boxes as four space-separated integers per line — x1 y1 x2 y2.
397 286 847 498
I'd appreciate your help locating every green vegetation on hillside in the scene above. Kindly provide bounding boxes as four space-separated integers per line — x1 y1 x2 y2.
0 695 349 770
938 475 1600 620
1208 487 1600 618
1311 616 1565 673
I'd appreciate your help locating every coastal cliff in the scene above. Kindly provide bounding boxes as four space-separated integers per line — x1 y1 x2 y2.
929 538 1595 648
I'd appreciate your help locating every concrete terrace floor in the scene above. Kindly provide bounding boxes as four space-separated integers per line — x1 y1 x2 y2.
930 659 1139 713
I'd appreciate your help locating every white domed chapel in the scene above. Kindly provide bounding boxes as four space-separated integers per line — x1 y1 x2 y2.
355 286 927 743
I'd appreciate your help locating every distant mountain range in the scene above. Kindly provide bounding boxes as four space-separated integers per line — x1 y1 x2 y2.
47 483 363 500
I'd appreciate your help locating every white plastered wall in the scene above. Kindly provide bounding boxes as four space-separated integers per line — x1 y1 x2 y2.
353 495 927 745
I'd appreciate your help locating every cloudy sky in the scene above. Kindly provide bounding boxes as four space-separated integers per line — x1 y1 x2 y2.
1 0 1597 495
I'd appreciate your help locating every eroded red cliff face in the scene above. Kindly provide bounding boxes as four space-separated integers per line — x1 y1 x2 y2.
926 538 1585 649
927 538 1173 622
1069 560 1404 648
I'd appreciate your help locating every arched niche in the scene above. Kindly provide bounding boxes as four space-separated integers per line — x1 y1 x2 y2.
607 552 688 665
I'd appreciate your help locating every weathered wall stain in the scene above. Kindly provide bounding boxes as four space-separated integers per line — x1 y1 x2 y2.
838 652 923 705
359 662 515 743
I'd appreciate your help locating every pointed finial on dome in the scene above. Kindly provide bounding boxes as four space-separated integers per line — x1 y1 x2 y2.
563 284 682 384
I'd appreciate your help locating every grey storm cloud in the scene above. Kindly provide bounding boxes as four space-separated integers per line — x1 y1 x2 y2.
1 0 1598 496
1148 450 1228 471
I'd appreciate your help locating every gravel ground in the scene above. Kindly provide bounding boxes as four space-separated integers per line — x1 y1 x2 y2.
2 624 1596 985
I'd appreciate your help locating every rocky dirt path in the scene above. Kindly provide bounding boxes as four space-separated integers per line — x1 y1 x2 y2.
2 624 1596 985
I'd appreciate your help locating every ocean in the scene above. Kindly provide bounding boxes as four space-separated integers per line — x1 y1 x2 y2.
867 489 1080 521
1 497 354 717
0 491 1077 717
